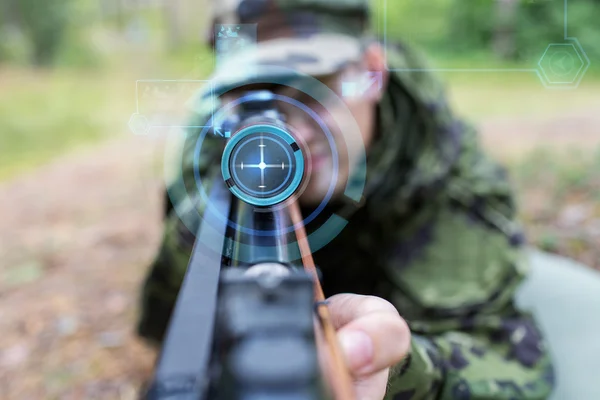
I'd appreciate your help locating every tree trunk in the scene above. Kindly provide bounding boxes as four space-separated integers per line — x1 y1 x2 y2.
493 0 519 60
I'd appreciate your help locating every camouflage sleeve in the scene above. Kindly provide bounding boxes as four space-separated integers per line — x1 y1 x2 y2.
137 207 196 344
382 127 554 399
371 42 554 400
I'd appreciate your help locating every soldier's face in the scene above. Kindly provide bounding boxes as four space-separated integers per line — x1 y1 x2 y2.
279 48 387 205
221 46 387 206
277 70 378 205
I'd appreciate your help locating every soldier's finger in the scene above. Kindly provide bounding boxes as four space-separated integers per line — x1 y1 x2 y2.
327 293 400 330
327 294 409 376
337 311 410 377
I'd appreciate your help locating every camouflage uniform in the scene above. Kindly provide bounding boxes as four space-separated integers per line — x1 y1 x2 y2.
138 1 554 398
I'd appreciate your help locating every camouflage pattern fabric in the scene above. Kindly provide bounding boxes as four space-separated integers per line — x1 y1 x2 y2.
212 0 369 42
138 1 554 399
209 0 369 89
370 44 554 399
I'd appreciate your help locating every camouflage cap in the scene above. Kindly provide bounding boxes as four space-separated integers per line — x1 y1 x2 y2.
209 0 371 92
212 0 370 41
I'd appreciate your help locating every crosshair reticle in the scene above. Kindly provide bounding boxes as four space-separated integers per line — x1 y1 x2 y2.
221 124 305 207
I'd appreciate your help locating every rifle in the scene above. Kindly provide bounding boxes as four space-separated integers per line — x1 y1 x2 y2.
145 91 354 400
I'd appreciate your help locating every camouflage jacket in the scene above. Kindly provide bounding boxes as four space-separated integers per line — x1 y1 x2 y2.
138 43 554 399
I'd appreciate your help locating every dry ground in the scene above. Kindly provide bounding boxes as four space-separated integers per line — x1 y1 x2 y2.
0 135 164 399
0 111 599 399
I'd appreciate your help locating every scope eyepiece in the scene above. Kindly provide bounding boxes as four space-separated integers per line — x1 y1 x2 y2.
221 124 304 207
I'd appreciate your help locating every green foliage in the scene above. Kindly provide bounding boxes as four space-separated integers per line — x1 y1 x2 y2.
447 1 495 54
10 0 72 66
377 0 600 66
0 0 103 68
378 0 451 50
0 70 129 180
55 33 103 69
513 1 563 61
54 0 104 68
0 26 30 64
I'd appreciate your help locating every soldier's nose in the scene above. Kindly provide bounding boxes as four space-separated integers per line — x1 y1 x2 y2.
289 117 319 144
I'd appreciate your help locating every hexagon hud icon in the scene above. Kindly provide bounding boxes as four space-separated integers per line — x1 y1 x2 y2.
538 43 587 87
128 113 150 135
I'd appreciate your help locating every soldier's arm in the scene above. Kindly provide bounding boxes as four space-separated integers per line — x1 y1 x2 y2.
385 262 554 399
137 207 197 343
385 249 554 400
375 42 553 399
383 131 554 399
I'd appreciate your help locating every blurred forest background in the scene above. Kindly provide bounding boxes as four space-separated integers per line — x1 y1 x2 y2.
0 0 599 398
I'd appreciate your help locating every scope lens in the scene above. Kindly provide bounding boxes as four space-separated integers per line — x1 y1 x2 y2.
222 125 304 207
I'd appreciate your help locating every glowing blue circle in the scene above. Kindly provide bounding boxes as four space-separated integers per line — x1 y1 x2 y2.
221 124 304 207
231 136 293 196
164 68 368 264
192 92 340 237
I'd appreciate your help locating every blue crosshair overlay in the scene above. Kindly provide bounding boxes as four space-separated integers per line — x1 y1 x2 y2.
221 124 305 207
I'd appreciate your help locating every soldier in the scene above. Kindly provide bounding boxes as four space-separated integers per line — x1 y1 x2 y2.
138 1 554 399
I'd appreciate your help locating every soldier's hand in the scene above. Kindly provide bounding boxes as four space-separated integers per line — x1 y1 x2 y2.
328 294 411 400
